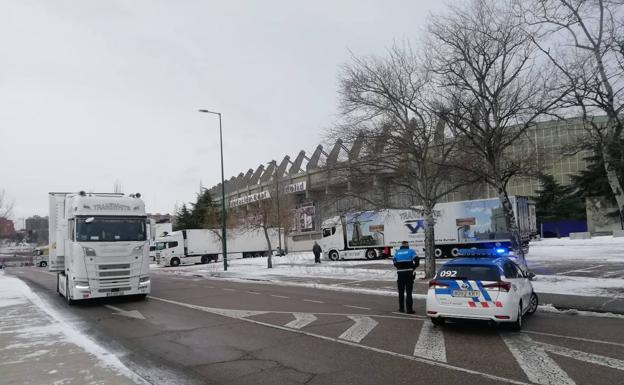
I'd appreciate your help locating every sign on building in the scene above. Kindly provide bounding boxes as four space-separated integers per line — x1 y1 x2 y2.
229 190 271 208
284 181 306 194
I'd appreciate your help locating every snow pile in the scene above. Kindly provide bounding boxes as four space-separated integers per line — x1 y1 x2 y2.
527 236 624 262
0 271 147 384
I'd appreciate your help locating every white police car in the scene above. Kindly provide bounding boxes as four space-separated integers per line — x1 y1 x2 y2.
426 249 538 330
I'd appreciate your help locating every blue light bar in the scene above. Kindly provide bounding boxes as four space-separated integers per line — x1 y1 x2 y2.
457 248 507 257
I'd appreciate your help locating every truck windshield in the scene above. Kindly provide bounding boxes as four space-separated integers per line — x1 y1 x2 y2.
76 217 146 242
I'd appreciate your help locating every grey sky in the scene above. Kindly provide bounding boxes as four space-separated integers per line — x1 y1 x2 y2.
0 0 443 219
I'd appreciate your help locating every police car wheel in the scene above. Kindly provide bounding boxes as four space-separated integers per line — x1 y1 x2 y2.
527 292 538 315
510 303 523 331
431 317 445 326
365 249 377 260
329 251 339 261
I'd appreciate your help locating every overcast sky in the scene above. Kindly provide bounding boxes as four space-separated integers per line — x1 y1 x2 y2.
0 0 443 219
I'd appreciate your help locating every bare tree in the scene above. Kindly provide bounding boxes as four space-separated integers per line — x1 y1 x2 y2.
427 0 561 264
0 189 14 220
232 179 291 269
334 44 472 278
523 0 624 228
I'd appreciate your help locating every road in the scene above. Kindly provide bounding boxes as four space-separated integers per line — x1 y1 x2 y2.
7 267 624 385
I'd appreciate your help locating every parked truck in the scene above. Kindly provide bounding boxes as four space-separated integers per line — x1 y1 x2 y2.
33 246 49 267
319 196 535 261
49 191 151 304
156 228 284 267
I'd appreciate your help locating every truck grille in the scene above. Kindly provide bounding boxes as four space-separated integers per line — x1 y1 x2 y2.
98 277 131 288
98 263 131 279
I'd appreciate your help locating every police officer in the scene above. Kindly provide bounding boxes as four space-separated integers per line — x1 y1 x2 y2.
393 241 419 314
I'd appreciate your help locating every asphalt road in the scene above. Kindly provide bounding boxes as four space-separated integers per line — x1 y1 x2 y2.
8 267 624 385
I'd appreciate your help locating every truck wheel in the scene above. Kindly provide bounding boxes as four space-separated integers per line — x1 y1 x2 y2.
365 249 377 260
201 255 209 264
451 248 460 258
170 257 180 267
329 250 339 261
434 248 442 258
40 261 47 267
65 279 74 306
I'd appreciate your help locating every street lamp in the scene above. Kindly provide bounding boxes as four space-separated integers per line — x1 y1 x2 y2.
198 109 228 271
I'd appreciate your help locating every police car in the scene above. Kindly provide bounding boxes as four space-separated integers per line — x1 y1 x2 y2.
426 249 538 330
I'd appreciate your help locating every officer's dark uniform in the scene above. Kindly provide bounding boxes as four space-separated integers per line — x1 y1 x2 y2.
393 243 419 313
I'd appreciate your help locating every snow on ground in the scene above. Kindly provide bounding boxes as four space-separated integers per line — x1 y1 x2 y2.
527 236 624 262
152 237 624 300
0 270 146 384
151 252 421 281
532 274 624 298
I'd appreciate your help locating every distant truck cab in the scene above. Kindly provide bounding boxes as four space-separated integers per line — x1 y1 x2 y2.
33 246 49 267
49 191 151 304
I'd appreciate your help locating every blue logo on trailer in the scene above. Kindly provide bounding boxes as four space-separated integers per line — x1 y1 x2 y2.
405 219 425 234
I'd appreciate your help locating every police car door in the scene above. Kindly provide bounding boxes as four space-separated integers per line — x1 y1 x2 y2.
512 262 531 311
503 261 526 311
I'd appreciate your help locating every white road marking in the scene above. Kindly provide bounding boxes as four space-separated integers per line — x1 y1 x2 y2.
339 316 378 343
538 342 624 372
343 305 371 310
148 296 530 385
104 305 146 320
501 333 575 385
284 313 317 329
246 291 261 295
271 294 289 299
414 321 447 362
222 288 236 292
523 330 624 348
333 279 370 286
303 299 324 303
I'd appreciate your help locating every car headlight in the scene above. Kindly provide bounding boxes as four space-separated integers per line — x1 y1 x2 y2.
74 281 90 290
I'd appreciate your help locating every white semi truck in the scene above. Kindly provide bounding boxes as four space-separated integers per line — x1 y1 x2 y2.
319 197 535 261
156 228 284 267
49 191 151 304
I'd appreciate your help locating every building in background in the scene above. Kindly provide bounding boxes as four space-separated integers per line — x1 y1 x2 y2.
25 216 48 245
206 117 612 244
0 218 16 240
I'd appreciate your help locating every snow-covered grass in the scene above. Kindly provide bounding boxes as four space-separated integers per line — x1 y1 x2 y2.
527 236 624 262
0 270 146 384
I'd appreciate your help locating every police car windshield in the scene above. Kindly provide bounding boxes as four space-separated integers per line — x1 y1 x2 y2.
437 265 500 281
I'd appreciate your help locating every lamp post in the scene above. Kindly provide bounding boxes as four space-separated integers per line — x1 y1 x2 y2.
198 109 228 271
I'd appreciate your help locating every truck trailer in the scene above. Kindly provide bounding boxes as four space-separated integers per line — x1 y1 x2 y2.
319 196 535 261
49 191 151 304
156 228 284 267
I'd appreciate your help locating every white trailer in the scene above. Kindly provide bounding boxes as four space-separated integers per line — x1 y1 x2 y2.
155 228 284 267
49 191 151 304
319 197 535 261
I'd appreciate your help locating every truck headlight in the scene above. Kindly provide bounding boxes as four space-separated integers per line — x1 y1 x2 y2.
74 281 90 290
139 276 150 286
83 247 96 257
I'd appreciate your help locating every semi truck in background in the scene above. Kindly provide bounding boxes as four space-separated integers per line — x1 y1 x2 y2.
319 197 535 261
148 220 173 261
156 228 284 267
49 191 151 304
33 246 49 267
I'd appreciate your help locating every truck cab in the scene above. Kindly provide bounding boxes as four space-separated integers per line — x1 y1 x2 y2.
49 192 151 304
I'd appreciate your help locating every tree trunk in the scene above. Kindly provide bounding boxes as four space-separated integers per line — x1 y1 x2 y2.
263 224 273 268
423 206 436 279
602 146 624 230
496 183 527 268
